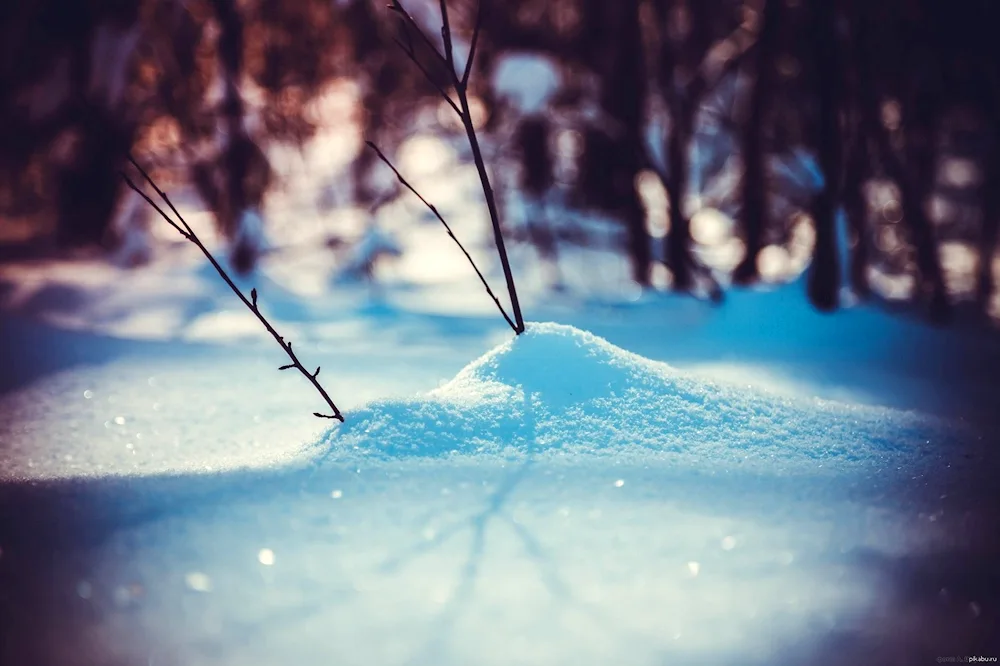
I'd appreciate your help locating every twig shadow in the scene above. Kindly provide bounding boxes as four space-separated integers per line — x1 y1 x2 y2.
369 390 610 664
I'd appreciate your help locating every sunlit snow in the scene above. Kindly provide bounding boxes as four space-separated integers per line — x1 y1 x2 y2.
326 322 951 479
1 299 998 666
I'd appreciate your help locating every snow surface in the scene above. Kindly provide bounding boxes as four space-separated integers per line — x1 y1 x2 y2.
326 322 954 478
2 294 999 666
2 77 1000 665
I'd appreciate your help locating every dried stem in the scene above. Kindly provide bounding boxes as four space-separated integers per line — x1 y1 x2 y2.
121 156 344 422
388 0 526 334
438 0 456 75
366 141 516 331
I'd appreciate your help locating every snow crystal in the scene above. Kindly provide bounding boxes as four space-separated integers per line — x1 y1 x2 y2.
323 322 950 473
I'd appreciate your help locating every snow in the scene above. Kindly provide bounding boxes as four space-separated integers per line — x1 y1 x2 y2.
2 286 1000 665
326 322 953 480
492 53 562 114
2 75 1000 666
231 207 270 257
109 187 154 268
333 224 403 283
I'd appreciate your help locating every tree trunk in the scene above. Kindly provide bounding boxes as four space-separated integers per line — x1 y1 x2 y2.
806 0 842 312
347 0 388 205
900 98 949 321
211 0 273 275
842 132 871 297
665 98 694 291
977 139 1000 309
55 107 133 247
841 1 873 298
212 0 246 225
517 115 558 273
587 0 651 286
733 0 781 285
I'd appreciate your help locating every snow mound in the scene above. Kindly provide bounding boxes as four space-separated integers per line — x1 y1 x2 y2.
322 323 951 471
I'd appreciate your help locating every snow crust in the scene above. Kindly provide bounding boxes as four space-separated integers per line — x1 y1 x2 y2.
326 322 948 471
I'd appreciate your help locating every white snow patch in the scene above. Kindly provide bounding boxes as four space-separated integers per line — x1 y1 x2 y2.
232 207 270 257
334 224 403 283
492 53 562 114
324 323 949 472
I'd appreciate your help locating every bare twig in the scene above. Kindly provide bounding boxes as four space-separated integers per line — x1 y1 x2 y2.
438 0 456 75
388 0 526 334
388 1 450 70
461 0 484 87
390 34 461 115
121 156 345 422
366 141 517 332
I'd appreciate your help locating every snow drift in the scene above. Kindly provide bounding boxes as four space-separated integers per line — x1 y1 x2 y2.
323 323 950 472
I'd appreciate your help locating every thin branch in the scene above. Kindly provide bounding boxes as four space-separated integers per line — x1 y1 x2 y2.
388 1 450 69
438 0 456 75
386 0 460 113
462 0 484 87
121 158 345 422
120 173 191 240
366 140 517 332
125 155 193 237
456 91 526 332
388 0 526 334
391 35 461 115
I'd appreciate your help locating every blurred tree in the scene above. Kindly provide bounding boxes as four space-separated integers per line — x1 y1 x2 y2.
0 0 344 272
577 0 651 286
645 0 748 296
804 0 843 312
732 0 780 286
2 0 1000 323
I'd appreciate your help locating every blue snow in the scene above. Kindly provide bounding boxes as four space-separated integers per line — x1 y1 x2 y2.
327 322 950 474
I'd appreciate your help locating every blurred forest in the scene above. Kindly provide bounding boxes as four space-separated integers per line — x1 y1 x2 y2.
2 0 999 321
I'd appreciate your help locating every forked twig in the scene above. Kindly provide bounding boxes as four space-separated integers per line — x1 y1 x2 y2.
390 34 461 115
438 0 456 75
461 0 484 87
387 0 526 334
121 156 345 422
366 141 516 331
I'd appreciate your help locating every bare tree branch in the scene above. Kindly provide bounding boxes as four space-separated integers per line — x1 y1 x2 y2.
390 35 462 115
366 141 518 332
462 0 485 88
120 173 192 240
388 0 450 69
438 0 456 76
122 156 345 422
387 0 526 334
